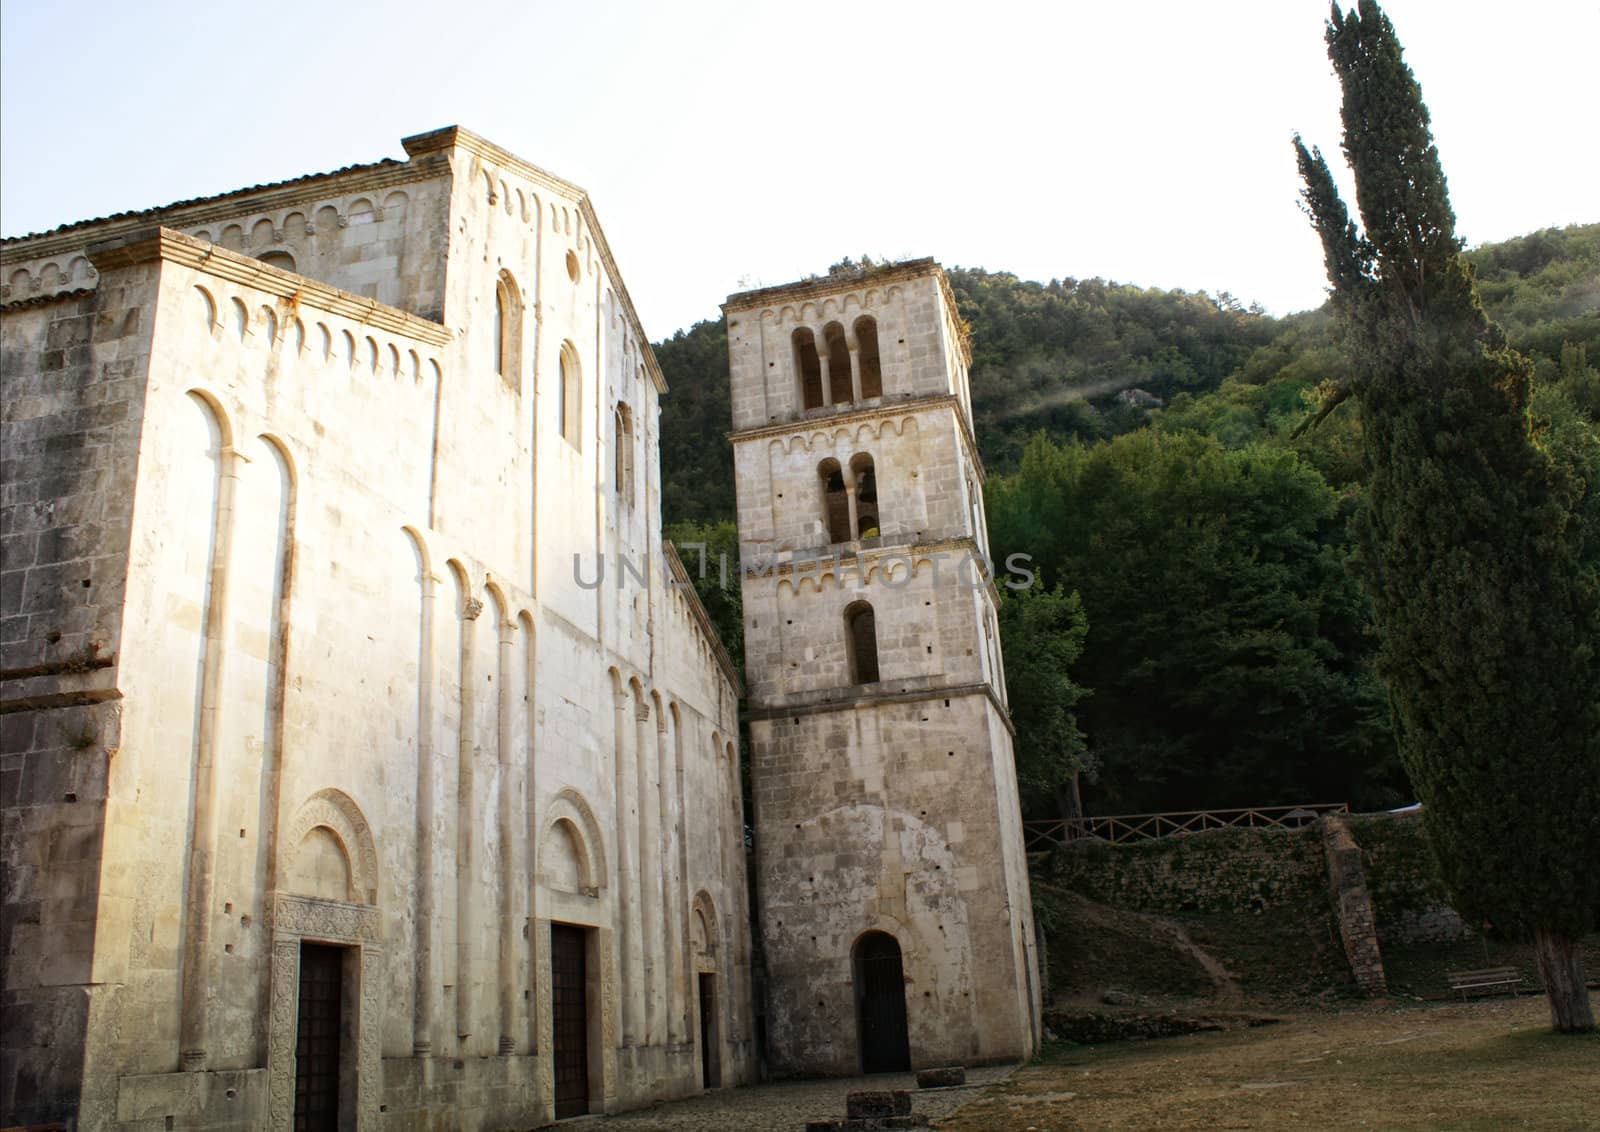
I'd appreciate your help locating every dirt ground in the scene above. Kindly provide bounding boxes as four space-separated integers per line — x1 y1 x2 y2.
935 996 1599 1131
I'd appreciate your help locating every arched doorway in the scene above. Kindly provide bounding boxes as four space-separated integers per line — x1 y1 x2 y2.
269 789 383 1130
692 894 723 1088
853 931 910 1073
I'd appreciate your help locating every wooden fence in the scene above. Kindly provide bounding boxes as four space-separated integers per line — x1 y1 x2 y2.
1022 802 1349 850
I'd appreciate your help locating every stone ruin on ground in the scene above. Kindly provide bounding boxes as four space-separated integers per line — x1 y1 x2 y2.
804 1068 968 1131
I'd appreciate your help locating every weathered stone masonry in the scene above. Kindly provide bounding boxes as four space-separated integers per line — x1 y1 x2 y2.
1 127 755 1130
726 262 1043 1077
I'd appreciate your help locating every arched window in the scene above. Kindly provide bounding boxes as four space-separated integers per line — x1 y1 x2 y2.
614 402 635 507
855 316 883 399
851 453 879 537
494 270 522 389
845 600 879 685
558 342 581 447
794 328 823 409
824 321 853 405
819 459 851 544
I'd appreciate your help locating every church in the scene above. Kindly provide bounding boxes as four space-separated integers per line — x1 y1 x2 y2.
0 129 1036 1130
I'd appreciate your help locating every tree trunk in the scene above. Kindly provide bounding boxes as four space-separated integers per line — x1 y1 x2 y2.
1054 774 1084 842
1531 926 1595 1033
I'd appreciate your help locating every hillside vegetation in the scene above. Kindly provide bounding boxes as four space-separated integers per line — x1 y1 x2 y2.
656 224 1599 815
658 225 1597 519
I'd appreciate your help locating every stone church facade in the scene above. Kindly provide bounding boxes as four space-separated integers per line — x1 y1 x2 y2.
1 128 756 1129
725 263 1042 1076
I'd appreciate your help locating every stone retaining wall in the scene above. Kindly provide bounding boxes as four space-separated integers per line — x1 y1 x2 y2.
1346 812 1472 944
1043 810 1471 994
1321 816 1386 995
1046 825 1326 915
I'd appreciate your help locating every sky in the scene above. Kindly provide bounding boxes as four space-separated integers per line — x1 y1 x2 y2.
2 0 1595 339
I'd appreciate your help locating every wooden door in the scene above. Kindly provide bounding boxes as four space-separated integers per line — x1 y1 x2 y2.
550 924 589 1119
294 943 343 1131
854 932 910 1074
698 973 721 1088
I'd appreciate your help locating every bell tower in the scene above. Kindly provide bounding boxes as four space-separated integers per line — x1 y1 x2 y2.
724 260 1041 1075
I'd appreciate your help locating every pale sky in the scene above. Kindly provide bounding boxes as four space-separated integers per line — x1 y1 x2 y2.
3 0 1595 338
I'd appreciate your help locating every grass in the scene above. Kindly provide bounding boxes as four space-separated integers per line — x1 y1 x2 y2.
1033 882 1216 1000
1032 878 1357 1007
938 997 1599 1131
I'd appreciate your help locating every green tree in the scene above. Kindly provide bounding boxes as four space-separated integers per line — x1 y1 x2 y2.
1295 1 1598 1031
997 584 1092 821
664 519 745 679
951 269 1279 469
655 319 734 524
987 430 1399 813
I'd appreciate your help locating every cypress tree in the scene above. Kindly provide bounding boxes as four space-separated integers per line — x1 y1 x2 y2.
1295 1 1599 1032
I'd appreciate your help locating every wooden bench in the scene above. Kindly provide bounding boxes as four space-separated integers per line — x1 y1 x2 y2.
1446 966 1524 1001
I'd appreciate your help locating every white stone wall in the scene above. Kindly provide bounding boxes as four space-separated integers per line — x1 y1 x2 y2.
1 130 753 1131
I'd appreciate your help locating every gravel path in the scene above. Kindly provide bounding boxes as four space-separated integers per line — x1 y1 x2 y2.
598 1065 1017 1130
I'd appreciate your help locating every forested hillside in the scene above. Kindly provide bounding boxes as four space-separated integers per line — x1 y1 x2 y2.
658 224 1598 516
656 224 1599 816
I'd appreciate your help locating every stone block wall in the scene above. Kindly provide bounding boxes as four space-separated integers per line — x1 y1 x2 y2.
1320 816 1386 996
725 267 959 433
1 160 453 322
1047 826 1327 915
1 266 160 1128
742 549 989 707
1 274 155 675
731 262 1038 1079
1045 811 1476 995
1346 812 1471 944
750 692 1034 1075
737 406 976 557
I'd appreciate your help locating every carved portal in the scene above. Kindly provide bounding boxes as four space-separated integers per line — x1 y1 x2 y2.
267 894 384 1130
